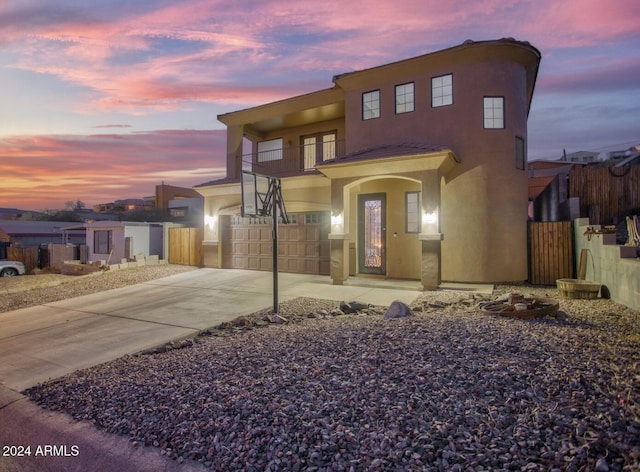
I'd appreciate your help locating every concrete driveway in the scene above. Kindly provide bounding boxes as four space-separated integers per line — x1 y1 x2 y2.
0 268 423 392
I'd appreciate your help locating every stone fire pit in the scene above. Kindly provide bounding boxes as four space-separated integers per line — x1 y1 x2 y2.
479 293 559 319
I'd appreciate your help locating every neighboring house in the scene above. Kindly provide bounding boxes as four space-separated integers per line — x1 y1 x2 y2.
607 145 640 167
85 221 165 263
93 183 204 223
0 221 85 247
93 199 152 214
156 183 203 220
196 38 541 289
559 150 600 164
168 197 204 224
0 208 42 220
527 160 578 222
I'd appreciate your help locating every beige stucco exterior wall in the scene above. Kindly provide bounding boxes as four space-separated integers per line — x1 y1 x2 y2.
346 178 422 279
336 48 534 283
280 175 331 213
204 40 539 284
439 61 529 282
574 218 640 311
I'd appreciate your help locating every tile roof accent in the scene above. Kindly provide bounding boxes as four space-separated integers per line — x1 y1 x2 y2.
321 143 448 165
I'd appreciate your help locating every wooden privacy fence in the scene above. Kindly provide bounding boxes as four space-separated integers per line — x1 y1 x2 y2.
528 221 574 285
6 247 40 274
570 165 640 225
168 227 203 266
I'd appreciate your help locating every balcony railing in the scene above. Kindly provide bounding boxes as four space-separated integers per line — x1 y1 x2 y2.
241 139 346 177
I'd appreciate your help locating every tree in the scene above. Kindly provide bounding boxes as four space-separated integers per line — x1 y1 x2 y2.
65 200 86 211
42 211 84 222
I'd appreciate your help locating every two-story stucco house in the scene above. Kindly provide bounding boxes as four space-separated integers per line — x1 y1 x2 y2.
196 38 541 290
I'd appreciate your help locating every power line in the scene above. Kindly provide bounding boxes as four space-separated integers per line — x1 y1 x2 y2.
530 138 640 161
587 139 640 152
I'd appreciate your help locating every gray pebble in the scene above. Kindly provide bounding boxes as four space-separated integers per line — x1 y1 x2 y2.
23 284 640 471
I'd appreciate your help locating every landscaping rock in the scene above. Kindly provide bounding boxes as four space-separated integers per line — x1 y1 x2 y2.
21 286 640 471
384 300 413 319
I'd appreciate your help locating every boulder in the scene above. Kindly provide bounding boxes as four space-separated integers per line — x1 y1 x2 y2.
270 314 288 324
339 301 369 314
384 300 413 319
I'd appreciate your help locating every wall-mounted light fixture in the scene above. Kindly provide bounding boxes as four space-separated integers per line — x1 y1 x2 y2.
331 211 344 232
423 210 438 225
419 208 442 241
205 214 218 232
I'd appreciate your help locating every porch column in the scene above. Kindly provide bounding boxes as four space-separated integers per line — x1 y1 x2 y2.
329 179 348 285
226 125 244 180
329 237 348 285
419 171 442 291
203 200 220 268
203 213 225 269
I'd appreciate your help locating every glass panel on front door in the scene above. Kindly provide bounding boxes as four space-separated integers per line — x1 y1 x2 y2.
358 193 386 275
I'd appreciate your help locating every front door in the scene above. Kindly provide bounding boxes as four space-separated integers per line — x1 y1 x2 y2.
358 193 386 275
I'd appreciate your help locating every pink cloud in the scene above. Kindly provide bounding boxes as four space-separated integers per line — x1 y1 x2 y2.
4 0 638 116
0 130 227 211
534 0 639 45
1 0 639 189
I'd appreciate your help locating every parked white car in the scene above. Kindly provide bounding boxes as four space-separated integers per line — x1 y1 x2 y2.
0 260 26 277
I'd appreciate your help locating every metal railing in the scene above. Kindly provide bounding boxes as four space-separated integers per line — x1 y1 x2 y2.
241 139 346 176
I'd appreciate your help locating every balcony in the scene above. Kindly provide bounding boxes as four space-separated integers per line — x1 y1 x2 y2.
241 139 346 177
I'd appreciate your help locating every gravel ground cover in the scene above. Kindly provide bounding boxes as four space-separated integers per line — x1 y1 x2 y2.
0 264 197 313
22 280 640 471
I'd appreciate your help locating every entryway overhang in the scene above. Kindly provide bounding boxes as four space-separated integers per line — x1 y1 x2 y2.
316 148 458 179
315 146 459 291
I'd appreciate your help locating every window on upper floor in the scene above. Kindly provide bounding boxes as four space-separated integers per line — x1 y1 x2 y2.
515 136 525 170
257 138 283 162
362 90 380 120
431 74 453 107
302 131 337 170
395 82 415 114
483 97 505 129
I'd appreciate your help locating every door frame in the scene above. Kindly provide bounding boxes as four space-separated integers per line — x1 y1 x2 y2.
357 192 386 275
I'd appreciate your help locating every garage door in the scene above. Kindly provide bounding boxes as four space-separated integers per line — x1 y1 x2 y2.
221 212 330 275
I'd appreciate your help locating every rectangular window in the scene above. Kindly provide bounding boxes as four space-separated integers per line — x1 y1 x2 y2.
362 90 380 120
305 212 326 225
303 137 316 170
483 97 505 129
169 207 187 217
257 138 283 162
405 191 420 233
432 74 453 107
515 136 525 170
395 82 414 114
301 131 337 169
322 134 336 161
94 230 112 254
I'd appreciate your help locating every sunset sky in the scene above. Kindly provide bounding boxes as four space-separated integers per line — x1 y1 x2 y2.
1 0 639 211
